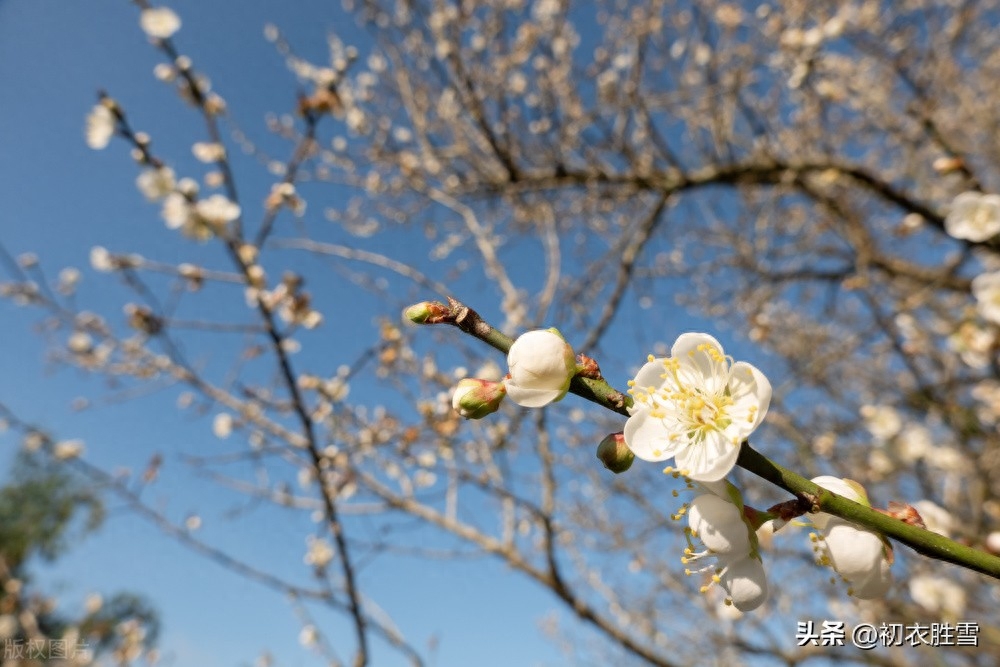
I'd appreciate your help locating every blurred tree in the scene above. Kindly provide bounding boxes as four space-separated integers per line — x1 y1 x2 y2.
0 451 158 666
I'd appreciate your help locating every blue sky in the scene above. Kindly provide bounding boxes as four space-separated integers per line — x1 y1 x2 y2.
0 2 600 665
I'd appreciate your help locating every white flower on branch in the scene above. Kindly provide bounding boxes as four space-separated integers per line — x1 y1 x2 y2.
809 476 893 599
909 575 966 618
85 104 115 150
304 535 334 568
89 246 114 271
945 191 1000 242
195 194 240 227
212 413 233 439
502 329 577 408
140 7 181 40
192 142 225 163
625 333 771 482
136 166 176 201
54 439 85 460
682 488 768 612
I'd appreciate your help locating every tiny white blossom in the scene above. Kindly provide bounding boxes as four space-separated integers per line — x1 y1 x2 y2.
54 439 85 460
503 329 577 408
945 191 1000 242
912 500 954 537
192 142 225 163
860 404 902 441
304 536 334 568
136 166 176 201
909 575 966 618
213 413 233 439
972 270 1000 325
140 7 181 39
162 192 195 230
299 625 318 648
195 194 241 226
625 333 771 482
85 104 115 150
895 424 932 463
948 321 995 369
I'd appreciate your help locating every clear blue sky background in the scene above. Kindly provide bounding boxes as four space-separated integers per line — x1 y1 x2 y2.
0 2 810 666
0 2 604 665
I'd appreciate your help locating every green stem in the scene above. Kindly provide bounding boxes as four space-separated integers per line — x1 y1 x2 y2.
418 297 1000 580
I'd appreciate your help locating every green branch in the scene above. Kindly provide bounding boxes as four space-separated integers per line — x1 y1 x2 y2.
410 297 1000 580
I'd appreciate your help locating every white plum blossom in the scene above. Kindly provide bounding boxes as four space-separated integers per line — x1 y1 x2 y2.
859 404 902 441
912 500 954 537
192 142 225 163
895 424 932 463
945 191 1000 242
304 535 334 568
503 329 577 408
195 194 241 227
212 413 233 439
809 476 893 599
136 166 176 201
686 493 752 559
140 7 181 39
972 270 1000 324
624 333 771 482
682 487 768 612
909 575 966 618
85 104 115 150
948 321 995 369
54 439 85 460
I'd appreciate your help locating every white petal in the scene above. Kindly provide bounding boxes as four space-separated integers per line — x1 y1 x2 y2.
851 556 892 599
507 330 575 391
671 332 726 394
675 430 740 481
631 359 667 395
623 409 680 461
823 520 884 581
720 557 768 612
671 332 724 359
503 381 564 408
728 361 771 431
688 494 750 557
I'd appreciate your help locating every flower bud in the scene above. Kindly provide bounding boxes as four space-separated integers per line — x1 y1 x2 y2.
403 301 449 325
596 432 634 473
504 328 577 408
452 378 506 419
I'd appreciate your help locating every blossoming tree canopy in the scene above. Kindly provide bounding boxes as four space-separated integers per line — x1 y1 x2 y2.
624 333 772 482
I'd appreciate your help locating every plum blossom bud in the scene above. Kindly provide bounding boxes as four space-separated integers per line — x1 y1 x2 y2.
140 7 181 39
503 328 577 408
403 301 448 324
596 432 634 473
809 476 893 599
452 378 506 419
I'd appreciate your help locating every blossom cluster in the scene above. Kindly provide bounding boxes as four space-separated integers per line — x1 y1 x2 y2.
405 307 903 613
449 328 578 419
